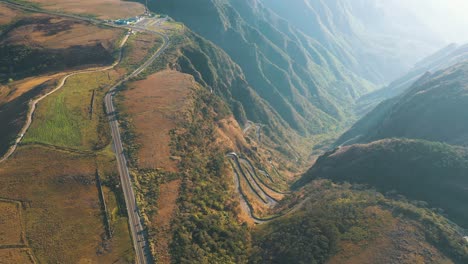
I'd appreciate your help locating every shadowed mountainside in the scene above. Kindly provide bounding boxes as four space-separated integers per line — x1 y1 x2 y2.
337 62 468 147
297 139 468 229
260 0 442 85
360 43 468 108
148 0 374 136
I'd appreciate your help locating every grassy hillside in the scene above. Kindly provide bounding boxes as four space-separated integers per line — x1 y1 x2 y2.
337 62 468 146
0 16 121 83
117 77 252 263
147 27 318 161
0 145 133 263
253 180 468 263
146 0 374 136
0 13 162 262
297 139 468 228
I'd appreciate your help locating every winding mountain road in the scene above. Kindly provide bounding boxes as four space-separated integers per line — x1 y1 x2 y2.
227 152 311 225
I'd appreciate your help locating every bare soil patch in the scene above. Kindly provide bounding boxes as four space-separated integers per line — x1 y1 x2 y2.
123 70 194 172
215 116 248 152
27 0 145 19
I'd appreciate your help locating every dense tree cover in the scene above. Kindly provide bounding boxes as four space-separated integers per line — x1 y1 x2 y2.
251 214 339 264
251 186 377 263
253 182 468 263
298 139 468 228
169 89 250 263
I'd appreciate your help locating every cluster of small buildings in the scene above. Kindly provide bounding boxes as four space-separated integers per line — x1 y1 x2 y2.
113 16 143 25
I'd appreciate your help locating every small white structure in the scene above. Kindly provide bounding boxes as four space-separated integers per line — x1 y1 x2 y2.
464 236 468 243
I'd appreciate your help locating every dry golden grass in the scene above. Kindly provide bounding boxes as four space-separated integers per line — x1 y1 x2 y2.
0 4 21 26
1 15 121 50
0 86 9 102
215 116 249 152
122 70 194 172
120 33 163 70
27 0 145 19
0 145 132 263
152 179 181 264
0 201 24 246
0 74 63 104
0 248 34 264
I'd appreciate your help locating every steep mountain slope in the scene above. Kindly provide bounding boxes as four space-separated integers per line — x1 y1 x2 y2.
148 0 374 136
156 29 312 159
5 1 466 263
337 62 468 146
262 0 442 84
297 139 468 230
254 180 468 263
361 43 468 106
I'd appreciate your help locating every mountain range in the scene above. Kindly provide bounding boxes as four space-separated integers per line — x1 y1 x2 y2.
1 0 468 263
337 62 468 147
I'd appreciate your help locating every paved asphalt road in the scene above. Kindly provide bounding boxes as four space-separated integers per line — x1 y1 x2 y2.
1 1 170 262
105 31 169 264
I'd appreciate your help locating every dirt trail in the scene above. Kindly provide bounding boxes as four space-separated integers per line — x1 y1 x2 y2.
0 34 130 163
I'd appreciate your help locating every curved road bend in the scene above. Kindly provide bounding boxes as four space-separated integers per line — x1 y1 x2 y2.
228 154 271 205
227 152 310 225
239 160 278 204
239 158 291 195
105 31 170 264
230 164 270 225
